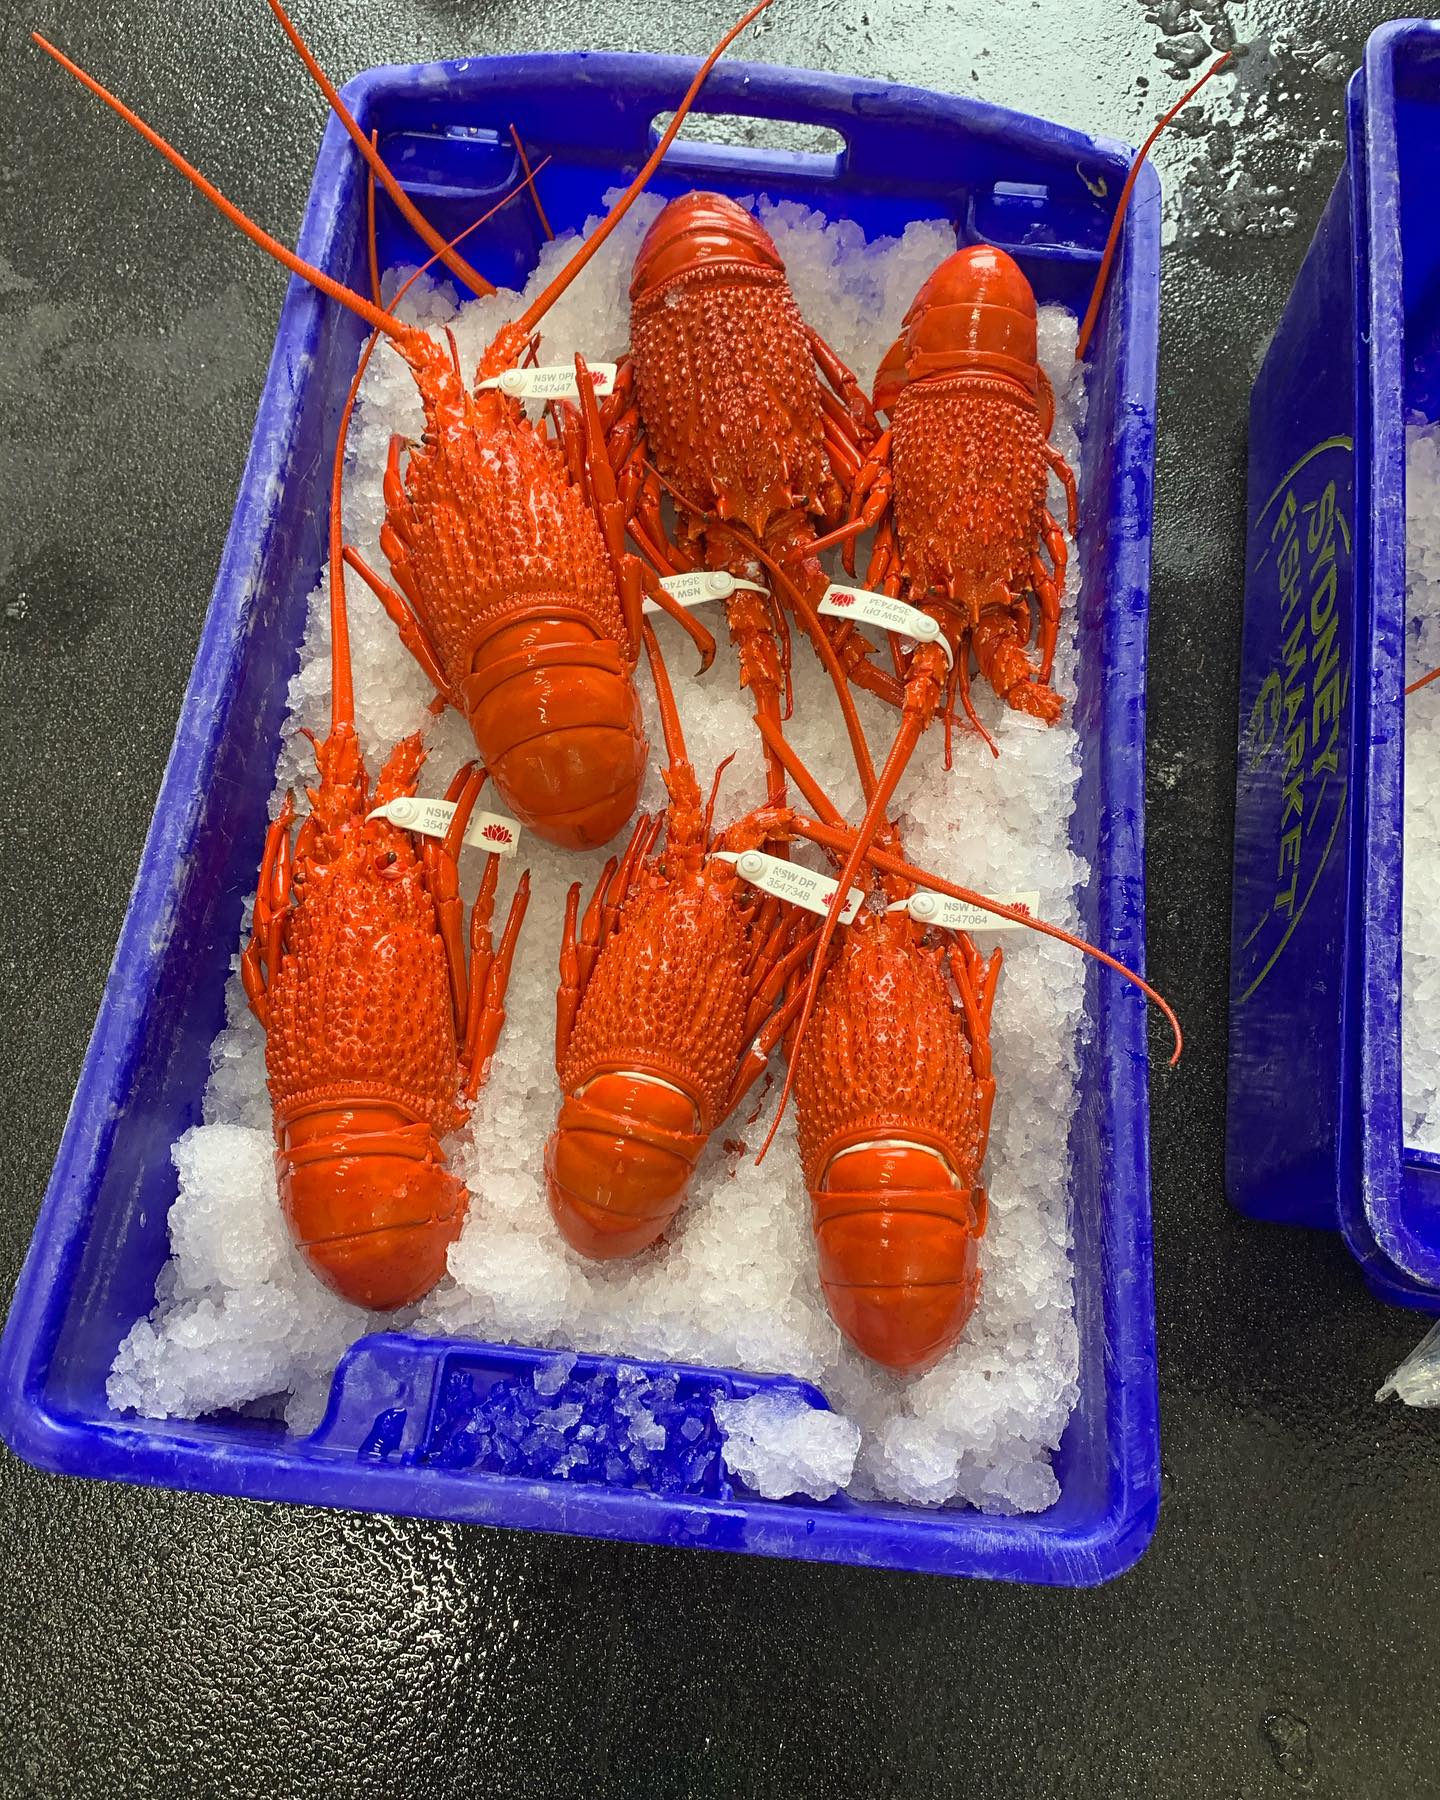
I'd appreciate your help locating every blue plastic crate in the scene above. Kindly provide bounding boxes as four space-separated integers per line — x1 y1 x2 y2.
0 51 1163 1584
1228 20 1440 1310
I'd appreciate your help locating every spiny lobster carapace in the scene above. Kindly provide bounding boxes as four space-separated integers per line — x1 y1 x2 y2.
240 314 530 1310
34 1 772 851
602 191 902 808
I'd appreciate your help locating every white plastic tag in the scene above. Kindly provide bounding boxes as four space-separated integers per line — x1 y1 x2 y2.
368 798 522 857
888 890 1040 932
818 584 954 667
477 362 618 400
713 849 865 924
642 570 768 613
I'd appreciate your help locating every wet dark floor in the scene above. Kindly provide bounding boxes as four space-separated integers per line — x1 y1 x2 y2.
2 2 1437 1796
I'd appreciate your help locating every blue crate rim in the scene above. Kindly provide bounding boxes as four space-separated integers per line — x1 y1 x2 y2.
1 50 1162 1585
1350 19 1440 1292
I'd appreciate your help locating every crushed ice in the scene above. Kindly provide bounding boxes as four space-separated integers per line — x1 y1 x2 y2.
107 195 1090 1513
714 1390 861 1500
422 1360 728 1491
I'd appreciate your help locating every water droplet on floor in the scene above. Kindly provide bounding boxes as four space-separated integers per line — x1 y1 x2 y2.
1261 1710 1315 1781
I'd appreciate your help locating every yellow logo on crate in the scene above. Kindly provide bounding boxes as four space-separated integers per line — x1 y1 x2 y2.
1235 435 1353 1005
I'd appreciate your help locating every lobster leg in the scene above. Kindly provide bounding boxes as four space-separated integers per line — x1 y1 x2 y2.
720 970 815 1126
342 546 457 709
805 431 892 568
821 418 863 489
971 605 1064 722
465 852 500 1051
240 796 296 1025
740 923 820 1041
952 633 999 758
806 325 881 440
555 808 651 1070
605 404 642 478
599 355 634 430
946 936 1001 1148
555 881 588 1075
550 397 588 491
1044 439 1080 538
573 353 716 674
1032 512 1066 684
421 763 487 1033
600 810 657 947
463 869 531 1100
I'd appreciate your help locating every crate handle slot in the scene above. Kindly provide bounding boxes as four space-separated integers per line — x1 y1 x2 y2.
648 108 846 178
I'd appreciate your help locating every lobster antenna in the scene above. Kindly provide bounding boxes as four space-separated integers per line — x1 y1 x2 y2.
509 124 555 241
33 34 407 342
366 129 383 307
783 801 1183 1065
751 715 852 830
755 710 1181 1061
327 333 375 733
1075 50 1233 360
741 537 879 803
327 164 552 732
514 0 776 335
264 0 498 299
1407 666 1440 697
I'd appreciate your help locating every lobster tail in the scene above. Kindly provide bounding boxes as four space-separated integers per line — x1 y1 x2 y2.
460 621 646 849
277 1104 468 1310
545 1074 706 1259
513 0 777 337
813 1155 988 1373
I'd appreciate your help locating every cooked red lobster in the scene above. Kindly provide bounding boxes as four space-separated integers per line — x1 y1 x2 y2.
546 623 818 1258
35 1 772 851
602 190 901 808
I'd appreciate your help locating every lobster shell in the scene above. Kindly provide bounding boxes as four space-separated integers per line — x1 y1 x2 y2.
546 829 756 1259
792 910 996 1372
381 344 647 851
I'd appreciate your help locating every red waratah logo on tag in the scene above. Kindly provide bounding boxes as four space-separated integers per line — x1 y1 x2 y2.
589 370 606 388
482 823 514 844
1011 901 1032 919
828 592 854 609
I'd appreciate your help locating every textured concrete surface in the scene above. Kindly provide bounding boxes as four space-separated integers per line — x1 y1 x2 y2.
2 2 1437 1796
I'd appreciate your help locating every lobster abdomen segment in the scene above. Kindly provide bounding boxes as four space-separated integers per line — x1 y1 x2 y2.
813 1148 988 1373
462 617 646 850
545 1073 705 1259
277 1100 468 1311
